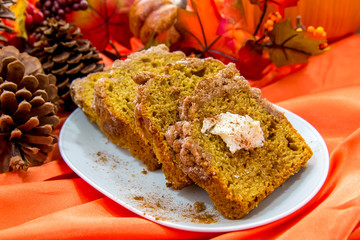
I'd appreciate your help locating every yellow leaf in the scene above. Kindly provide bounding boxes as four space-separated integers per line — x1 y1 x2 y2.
10 0 28 39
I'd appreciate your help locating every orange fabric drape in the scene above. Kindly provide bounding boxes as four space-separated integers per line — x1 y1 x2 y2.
0 34 359 240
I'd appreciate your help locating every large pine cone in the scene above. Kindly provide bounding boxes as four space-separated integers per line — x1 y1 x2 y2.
29 18 104 110
0 0 16 47
0 46 60 173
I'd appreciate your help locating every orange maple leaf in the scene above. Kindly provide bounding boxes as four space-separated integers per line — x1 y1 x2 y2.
175 0 221 51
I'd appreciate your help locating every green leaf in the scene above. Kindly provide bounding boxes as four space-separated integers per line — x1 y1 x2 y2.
265 19 328 67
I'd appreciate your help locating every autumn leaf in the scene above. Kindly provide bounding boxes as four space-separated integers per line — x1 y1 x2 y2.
175 0 221 51
217 19 253 52
237 40 272 79
175 0 241 62
249 0 300 16
265 19 328 67
217 0 253 52
10 0 28 39
219 0 247 27
65 0 134 52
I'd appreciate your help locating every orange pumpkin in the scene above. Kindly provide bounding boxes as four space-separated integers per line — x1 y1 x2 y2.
129 0 182 45
285 0 360 41
239 0 360 42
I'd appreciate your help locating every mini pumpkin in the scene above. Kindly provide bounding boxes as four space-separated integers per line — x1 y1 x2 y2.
129 0 186 45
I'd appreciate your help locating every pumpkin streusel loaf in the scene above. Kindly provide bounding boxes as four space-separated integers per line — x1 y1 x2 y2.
92 45 185 171
134 57 226 189
165 64 313 219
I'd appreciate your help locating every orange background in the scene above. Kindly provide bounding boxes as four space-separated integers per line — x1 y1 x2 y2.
0 34 359 239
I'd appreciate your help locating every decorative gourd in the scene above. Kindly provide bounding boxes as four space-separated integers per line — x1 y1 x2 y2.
129 0 185 45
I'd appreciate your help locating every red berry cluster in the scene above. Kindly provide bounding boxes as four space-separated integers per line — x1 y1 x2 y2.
25 4 44 30
35 0 88 20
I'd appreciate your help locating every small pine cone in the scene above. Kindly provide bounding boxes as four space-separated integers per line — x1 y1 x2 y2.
0 0 16 47
0 46 60 173
29 18 104 110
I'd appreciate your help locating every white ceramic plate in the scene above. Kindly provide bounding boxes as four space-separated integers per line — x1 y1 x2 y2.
59 106 329 233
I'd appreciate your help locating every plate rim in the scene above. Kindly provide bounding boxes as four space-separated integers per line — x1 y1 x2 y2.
59 106 329 233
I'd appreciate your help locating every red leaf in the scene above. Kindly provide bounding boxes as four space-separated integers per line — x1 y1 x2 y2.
65 0 135 52
236 40 272 79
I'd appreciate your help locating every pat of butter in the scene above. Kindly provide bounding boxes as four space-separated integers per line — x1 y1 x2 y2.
201 112 265 153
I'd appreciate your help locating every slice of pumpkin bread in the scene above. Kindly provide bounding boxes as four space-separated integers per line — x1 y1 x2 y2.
70 71 111 122
165 63 313 218
92 45 185 171
134 57 227 189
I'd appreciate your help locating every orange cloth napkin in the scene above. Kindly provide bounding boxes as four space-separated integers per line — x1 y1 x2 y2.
1 34 359 240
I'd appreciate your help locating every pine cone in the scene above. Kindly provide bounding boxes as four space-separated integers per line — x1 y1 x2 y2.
29 18 104 110
0 46 60 173
0 0 16 47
